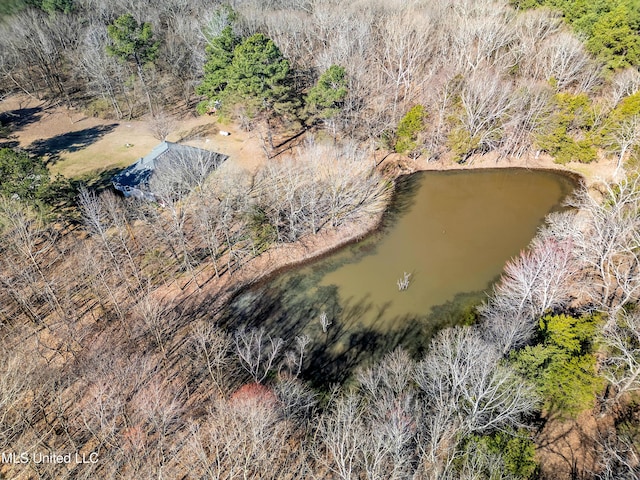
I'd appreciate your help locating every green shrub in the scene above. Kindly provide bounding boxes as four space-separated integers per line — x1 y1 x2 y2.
447 128 481 163
512 313 604 417
0 0 27 18
484 429 538 479
458 429 539 479
395 105 426 155
0 148 50 203
248 206 277 252
85 98 115 119
305 65 348 124
536 93 597 163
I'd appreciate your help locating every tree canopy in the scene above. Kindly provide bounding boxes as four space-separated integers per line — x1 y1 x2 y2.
305 65 348 123
37 0 73 14
512 0 640 68
1 0 73 17
197 32 298 119
195 25 240 114
0 148 50 202
226 33 297 117
0 0 28 17
395 105 426 155
107 14 159 67
535 92 597 164
512 313 603 416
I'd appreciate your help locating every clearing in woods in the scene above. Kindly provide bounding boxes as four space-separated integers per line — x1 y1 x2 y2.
0 95 267 180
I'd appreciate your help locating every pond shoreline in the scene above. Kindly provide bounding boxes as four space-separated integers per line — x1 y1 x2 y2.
172 159 589 321
237 163 585 293
407 149 608 187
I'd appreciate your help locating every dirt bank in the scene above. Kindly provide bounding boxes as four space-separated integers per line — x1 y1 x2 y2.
390 149 616 187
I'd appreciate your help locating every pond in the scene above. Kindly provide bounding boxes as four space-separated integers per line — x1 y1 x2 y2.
219 168 578 387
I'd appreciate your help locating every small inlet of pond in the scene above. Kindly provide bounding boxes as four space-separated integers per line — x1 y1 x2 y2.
219 168 578 388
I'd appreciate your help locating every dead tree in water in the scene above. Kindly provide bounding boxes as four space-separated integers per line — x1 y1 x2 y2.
397 272 411 291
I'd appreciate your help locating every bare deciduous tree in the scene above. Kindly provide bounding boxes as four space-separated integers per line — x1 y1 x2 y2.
456 71 514 156
0 345 35 450
79 378 125 450
609 67 640 107
234 327 284 384
0 197 62 321
255 141 387 242
449 0 515 74
356 349 417 480
499 83 552 158
282 334 311 377
593 426 640 480
148 110 177 141
413 327 538 476
600 310 640 403
569 179 640 322
148 168 197 287
316 392 363 480
415 327 538 435
77 241 126 323
480 235 578 353
532 32 598 90
75 24 132 118
605 115 640 176
78 187 132 290
189 320 234 397
129 379 186 478
187 389 306 479
133 293 179 356
273 375 317 423
375 8 431 119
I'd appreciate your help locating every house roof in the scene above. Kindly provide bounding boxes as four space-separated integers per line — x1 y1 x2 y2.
112 141 225 192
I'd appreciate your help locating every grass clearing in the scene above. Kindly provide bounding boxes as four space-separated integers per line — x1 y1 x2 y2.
1 95 266 181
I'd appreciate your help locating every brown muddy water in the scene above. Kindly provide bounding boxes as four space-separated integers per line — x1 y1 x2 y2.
220 169 578 387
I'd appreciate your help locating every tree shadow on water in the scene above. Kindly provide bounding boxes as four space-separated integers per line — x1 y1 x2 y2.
28 124 118 163
302 299 432 389
425 290 486 330
216 272 432 390
381 172 423 229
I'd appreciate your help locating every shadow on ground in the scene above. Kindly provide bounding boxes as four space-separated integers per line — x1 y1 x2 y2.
28 124 118 163
71 166 124 192
0 140 19 149
44 167 124 221
176 123 218 142
0 106 43 133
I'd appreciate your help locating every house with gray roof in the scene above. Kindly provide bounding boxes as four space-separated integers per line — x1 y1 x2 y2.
112 141 226 201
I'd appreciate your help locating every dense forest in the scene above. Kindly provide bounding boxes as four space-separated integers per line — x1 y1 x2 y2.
0 0 640 479
1 0 640 163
